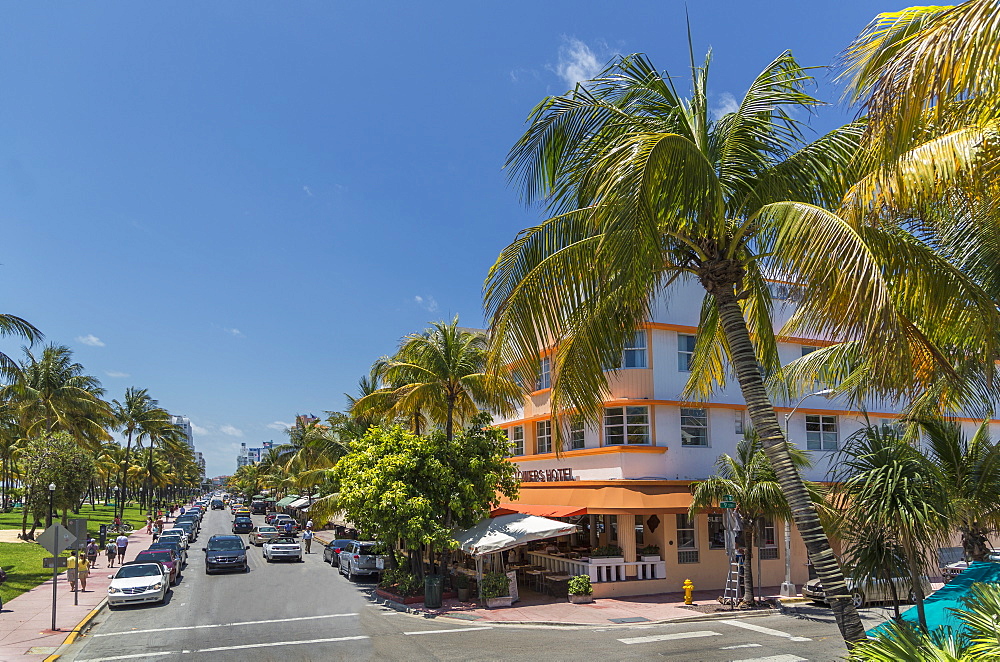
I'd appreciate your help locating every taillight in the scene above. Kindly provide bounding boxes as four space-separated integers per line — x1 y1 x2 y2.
353 554 360 560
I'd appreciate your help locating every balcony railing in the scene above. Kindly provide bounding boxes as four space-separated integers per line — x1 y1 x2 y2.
527 551 666 583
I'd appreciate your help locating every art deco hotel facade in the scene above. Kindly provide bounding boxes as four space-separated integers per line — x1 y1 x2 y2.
492 278 990 597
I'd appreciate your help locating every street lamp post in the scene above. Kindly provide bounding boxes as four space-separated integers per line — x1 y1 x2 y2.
780 389 834 598
47 482 56 528
47 482 57 631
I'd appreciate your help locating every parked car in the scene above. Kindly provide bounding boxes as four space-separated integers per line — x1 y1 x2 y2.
232 517 254 534
107 562 170 609
172 521 196 543
203 534 250 574
264 512 281 524
135 549 181 585
323 539 355 567
338 541 382 581
248 525 280 546
147 540 187 568
158 529 189 551
803 575 933 608
175 514 200 535
272 516 299 533
262 536 304 563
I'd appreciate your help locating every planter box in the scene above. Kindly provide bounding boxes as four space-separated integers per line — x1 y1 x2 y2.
641 555 661 562
590 556 625 563
568 594 594 604
486 596 514 609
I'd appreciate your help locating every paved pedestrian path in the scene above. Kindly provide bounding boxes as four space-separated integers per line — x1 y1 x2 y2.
0 523 157 662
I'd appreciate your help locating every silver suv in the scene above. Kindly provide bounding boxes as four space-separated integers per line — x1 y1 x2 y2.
338 541 381 581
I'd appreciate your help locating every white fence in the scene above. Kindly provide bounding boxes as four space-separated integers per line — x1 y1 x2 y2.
527 551 666 583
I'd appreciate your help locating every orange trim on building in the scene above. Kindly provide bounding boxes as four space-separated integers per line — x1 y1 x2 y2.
492 503 588 517
508 445 668 463
515 481 694 515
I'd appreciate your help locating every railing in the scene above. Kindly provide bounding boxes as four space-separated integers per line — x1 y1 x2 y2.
527 552 666 583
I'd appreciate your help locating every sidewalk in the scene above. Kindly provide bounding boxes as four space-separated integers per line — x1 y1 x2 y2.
0 524 158 662
312 531 795 626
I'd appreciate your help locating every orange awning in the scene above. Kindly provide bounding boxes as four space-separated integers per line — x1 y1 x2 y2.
492 503 587 518
516 483 694 515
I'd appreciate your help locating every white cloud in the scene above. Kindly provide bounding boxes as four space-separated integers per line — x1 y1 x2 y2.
554 37 602 88
414 295 439 313
220 424 244 437
303 185 314 197
224 328 245 338
267 421 293 431
104 370 130 378
77 334 105 347
711 92 740 120
191 422 209 436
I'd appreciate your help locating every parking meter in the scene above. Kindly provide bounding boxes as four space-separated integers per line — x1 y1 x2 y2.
98 524 107 548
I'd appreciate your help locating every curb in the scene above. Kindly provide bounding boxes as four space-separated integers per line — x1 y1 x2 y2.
42 597 108 661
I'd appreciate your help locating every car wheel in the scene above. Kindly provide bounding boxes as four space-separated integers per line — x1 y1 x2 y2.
851 589 865 609
205 567 212 575
348 563 356 581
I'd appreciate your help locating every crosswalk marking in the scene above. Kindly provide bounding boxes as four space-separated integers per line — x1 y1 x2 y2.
731 655 806 662
618 630 722 644
721 643 764 649
719 619 812 641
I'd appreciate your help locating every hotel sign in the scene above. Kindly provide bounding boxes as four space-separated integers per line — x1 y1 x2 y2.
519 468 574 482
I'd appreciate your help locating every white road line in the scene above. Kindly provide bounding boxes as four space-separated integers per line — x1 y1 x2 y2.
731 655 806 662
722 643 764 649
92 612 359 637
719 619 812 642
618 630 722 644
75 635 370 661
403 626 494 635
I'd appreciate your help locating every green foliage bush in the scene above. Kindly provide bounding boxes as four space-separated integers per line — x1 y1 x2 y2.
591 544 623 557
378 566 422 597
480 572 511 599
567 574 593 595
453 572 469 588
639 544 660 555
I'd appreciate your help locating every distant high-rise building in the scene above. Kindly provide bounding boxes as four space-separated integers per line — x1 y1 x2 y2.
170 415 194 449
194 451 206 478
236 442 250 469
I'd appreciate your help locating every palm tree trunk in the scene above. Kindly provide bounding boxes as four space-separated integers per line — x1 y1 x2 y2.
119 430 134 521
712 282 867 643
903 539 928 630
446 395 455 442
742 525 757 607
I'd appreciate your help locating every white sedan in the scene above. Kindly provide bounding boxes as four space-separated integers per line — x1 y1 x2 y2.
248 525 280 546
107 563 170 608
262 536 304 562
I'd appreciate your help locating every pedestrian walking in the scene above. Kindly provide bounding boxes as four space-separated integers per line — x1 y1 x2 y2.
105 540 118 567
86 539 99 568
66 553 78 591
78 556 90 592
303 528 314 553
284 521 293 536
146 516 153 534
116 533 129 563
305 518 313 530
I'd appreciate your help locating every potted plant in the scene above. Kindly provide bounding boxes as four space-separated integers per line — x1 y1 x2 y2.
567 574 594 604
589 544 624 560
481 571 513 608
639 544 661 562
453 572 470 602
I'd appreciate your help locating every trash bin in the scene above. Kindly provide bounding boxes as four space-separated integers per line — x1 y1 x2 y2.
424 574 443 609
98 524 107 549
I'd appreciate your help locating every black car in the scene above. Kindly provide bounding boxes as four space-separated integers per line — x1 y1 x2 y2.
232 516 253 534
211 499 224 510
323 539 356 567
176 514 200 534
250 501 267 514
203 534 249 574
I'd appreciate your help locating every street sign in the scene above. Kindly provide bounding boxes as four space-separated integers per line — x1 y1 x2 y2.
720 501 737 509
36 524 77 556
68 519 88 549
42 557 68 569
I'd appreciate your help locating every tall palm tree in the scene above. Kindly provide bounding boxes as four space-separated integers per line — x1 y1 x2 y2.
110 387 168 520
0 313 42 381
139 415 186 512
690 433 815 607
353 318 522 441
485 49 998 643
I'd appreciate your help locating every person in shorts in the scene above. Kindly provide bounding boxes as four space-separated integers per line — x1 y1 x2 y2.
66 553 78 591
106 540 118 567
77 556 90 592
86 539 99 568
115 533 129 563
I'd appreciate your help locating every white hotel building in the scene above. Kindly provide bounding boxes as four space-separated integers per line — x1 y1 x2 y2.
493 278 991 597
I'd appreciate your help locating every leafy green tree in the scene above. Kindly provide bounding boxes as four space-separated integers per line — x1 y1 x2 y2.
334 416 518 577
690 433 816 607
20 432 96 537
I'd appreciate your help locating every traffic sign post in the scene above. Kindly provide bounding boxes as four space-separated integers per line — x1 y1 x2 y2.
67 519 88 606
37 524 77 632
42 557 68 569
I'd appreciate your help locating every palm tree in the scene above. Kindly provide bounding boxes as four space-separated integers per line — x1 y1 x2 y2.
484 48 998 643
832 423 950 631
110 387 168 520
139 415 186 512
0 313 42 381
918 418 1000 562
690 433 815 607
354 318 522 441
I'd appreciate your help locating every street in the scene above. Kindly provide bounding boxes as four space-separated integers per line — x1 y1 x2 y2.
62 509 853 661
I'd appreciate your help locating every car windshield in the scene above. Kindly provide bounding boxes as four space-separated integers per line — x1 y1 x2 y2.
358 545 376 555
159 533 182 540
139 551 172 562
116 564 162 579
331 539 353 547
208 539 245 551
235 518 251 523
257 526 277 533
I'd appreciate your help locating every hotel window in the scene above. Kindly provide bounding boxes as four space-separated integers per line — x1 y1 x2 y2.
708 514 726 549
568 415 586 450
805 414 838 451
801 346 818 356
758 517 779 560
603 406 650 445
536 357 551 391
678 334 696 371
508 425 524 456
622 330 648 368
676 514 699 563
735 410 745 436
536 419 552 454
680 408 709 446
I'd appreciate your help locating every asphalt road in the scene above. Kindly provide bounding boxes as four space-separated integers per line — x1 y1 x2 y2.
62 509 855 661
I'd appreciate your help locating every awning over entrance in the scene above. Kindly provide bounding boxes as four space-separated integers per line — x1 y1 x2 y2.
288 497 310 509
454 513 579 556
275 495 299 507
492 503 587 518
516 482 693 515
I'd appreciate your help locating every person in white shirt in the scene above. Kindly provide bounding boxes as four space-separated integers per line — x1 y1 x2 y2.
303 528 314 553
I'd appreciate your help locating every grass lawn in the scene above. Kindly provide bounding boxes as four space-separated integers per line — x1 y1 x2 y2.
0 541 51 603
0 504 151 539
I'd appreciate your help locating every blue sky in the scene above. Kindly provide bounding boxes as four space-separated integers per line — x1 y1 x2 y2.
0 1 890 476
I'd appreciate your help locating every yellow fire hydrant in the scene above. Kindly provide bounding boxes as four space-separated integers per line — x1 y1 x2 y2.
683 579 694 605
